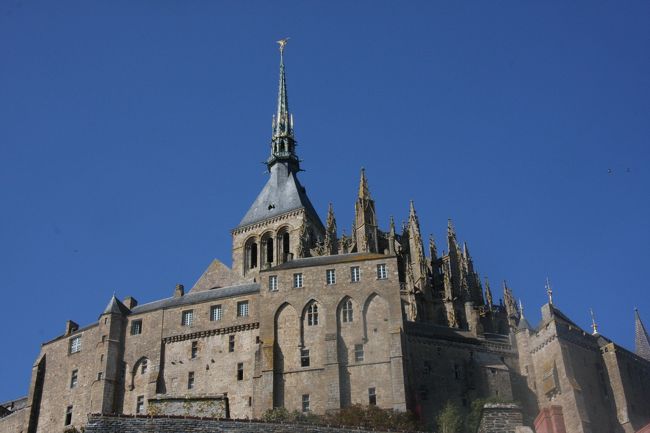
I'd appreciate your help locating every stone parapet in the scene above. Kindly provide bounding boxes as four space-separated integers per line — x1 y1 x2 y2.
83 413 422 433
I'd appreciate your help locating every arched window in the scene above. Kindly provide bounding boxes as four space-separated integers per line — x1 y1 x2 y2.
307 303 318 326
341 299 353 323
266 237 274 264
245 238 258 273
282 232 290 261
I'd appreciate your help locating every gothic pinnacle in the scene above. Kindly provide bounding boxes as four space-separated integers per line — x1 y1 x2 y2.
358 168 371 200
634 308 650 361
429 234 437 259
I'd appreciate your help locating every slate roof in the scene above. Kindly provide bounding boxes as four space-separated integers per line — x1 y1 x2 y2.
103 295 131 316
266 252 391 271
236 162 323 230
130 283 260 315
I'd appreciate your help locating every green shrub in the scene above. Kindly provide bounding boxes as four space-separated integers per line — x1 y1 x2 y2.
436 401 464 433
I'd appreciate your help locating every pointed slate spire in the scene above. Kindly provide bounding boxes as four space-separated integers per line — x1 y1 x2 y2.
102 295 130 316
268 38 299 172
634 309 650 361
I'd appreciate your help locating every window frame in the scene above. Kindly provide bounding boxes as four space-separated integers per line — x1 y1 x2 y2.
326 269 336 285
307 303 319 326
70 370 78 389
300 348 310 367
341 299 354 323
191 341 198 359
368 387 377 405
377 263 388 280
188 371 195 389
210 304 223 322
130 319 142 336
229 335 235 352
302 394 310 412
269 275 278 291
69 336 82 354
237 300 249 317
293 273 303 288
181 310 194 327
64 405 73 426
237 362 244 381
351 266 360 283
136 395 145 414
354 344 364 362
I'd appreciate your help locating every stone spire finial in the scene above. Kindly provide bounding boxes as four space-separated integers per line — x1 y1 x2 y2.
519 299 525 319
634 308 650 361
358 168 370 200
590 308 599 335
324 202 338 255
545 277 553 305
268 38 299 172
485 278 493 309
429 234 437 259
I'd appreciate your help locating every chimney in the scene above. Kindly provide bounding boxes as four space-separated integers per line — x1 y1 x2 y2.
65 320 79 336
174 284 185 298
123 296 138 310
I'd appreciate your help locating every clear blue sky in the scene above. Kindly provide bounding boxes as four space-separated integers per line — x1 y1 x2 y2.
1 1 649 402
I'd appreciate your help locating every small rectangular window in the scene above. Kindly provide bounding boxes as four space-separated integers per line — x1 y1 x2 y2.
69 336 81 354
237 363 244 381
210 305 222 321
237 301 249 317
302 394 310 412
351 266 360 283
368 387 377 405
301 348 310 367
269 275 278 291
130 320 142 335
377 264 387 280
188 372 195 389
229 335 235 352
97 372 103 381
70 370 78 389
191 341 198 359
354 344 364 362
141 359 148 374
64 405 73 426
182 310 194 327
293 273 303 288
326 269 336 285
136 395 145 414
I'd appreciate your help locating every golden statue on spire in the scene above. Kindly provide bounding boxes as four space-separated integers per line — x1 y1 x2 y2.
277 37 290 55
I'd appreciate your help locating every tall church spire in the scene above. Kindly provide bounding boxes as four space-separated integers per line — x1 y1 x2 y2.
268 38 299 172
634 309 650 361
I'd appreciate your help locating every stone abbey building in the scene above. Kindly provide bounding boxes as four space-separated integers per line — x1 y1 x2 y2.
2 44 650 433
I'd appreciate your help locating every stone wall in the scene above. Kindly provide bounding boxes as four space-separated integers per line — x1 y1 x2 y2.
477 403 526 433
83 414 415 433
0 408 27 433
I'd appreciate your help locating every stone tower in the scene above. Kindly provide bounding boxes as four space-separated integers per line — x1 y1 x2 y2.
231 40 325 278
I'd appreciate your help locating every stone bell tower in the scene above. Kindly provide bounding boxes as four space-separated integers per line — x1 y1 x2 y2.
231 39 324 279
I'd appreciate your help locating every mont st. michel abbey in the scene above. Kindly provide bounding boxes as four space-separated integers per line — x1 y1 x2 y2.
2 43 650 433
